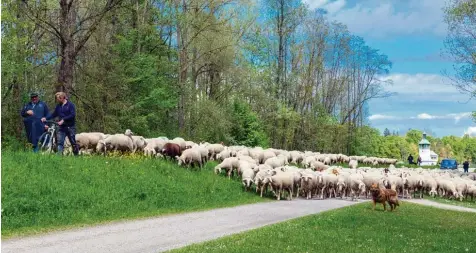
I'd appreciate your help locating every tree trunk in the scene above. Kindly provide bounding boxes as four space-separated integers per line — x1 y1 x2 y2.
57 0 77 94
176 0 188 134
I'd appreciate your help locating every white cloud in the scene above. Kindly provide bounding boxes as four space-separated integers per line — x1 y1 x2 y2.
414 112 472 123
379 73 473 102
311 0 447 38
323 0 346 14
368 114 399 120
302 0 329 10
464 127 476 136
370 112 472 123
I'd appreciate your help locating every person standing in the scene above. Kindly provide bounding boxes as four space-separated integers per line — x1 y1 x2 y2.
407 154 414 165
20 92 50 152
463 159 470 173
417 156 422 166
41 92 79 156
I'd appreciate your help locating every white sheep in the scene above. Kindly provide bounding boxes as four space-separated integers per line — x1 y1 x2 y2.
176 148 202 169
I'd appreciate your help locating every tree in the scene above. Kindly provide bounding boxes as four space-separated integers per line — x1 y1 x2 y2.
22 0 124 93
383 128 391 137
442 0 475 98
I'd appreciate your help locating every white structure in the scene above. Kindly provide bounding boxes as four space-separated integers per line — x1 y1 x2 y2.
418 132 438 166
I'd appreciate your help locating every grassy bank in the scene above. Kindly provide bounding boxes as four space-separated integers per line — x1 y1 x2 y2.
1 151 267 238
170 202 476 253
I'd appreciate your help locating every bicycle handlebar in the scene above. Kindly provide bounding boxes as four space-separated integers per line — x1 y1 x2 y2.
44 120 59 125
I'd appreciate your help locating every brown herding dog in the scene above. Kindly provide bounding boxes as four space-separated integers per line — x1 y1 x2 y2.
369 183 400 211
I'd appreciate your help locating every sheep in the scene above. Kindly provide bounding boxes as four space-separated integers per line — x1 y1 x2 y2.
171 137 187 150
349 159 358 169
96 130 134 154
237 155 259 165
216 149 232 162
264 156 288 169
288 151 303 165
266 170 294 200
176 148 202 169
336 174 348 198
349 173 366 201
76 132 106 152
161 143 182 161
254 169 273 197
214 157 239 178
185 141 196 149
241 168 255 191
300 172 316 200
261 150 277 163
207 143 225 160
144 138 167 154
131 135 148 152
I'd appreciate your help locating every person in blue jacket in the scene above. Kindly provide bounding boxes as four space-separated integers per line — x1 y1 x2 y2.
41 92 79 156
20 92 50 152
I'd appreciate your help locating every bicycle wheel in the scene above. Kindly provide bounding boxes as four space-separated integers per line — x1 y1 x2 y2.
38 131 53 154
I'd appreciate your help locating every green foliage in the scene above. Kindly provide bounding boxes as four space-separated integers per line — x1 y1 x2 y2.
171 203 476 253
230 100 269 147
1 151 266 238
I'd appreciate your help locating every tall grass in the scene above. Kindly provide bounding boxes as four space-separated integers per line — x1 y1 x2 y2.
1 151 266 238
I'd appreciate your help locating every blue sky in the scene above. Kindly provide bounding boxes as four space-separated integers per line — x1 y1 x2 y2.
302 0 476 137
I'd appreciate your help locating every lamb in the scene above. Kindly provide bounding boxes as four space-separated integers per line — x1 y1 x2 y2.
176 148 202 169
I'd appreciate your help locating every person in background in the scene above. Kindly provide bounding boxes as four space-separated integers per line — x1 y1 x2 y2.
41 92 79 156
407 154 414 165
417 156 422 166
463 159 470 173
20 92 49 152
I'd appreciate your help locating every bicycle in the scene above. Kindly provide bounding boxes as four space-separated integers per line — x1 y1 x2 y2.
37 120 59 154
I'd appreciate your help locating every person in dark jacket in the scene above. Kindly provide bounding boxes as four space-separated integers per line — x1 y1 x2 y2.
20 92 50 152
41 92 79 156
463 159 470 173
407 154 414 165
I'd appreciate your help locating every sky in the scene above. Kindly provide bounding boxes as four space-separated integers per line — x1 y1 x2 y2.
302 0 476 137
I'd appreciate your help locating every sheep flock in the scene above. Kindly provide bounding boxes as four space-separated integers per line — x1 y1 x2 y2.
63 130 476 202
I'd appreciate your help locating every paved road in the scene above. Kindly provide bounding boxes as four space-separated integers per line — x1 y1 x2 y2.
404 199 476 213
2 199 363 253
4 198 474 253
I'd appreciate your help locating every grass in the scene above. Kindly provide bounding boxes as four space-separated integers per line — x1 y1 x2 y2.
170 202 476 253
1 151 267 238
428 196 476 209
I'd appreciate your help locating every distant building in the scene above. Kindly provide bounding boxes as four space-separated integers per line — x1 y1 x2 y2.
418 132 438 166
